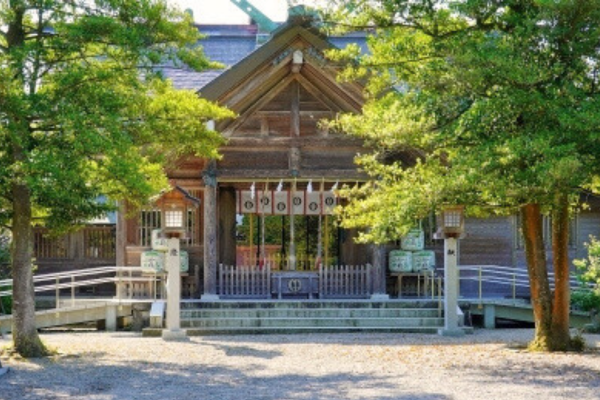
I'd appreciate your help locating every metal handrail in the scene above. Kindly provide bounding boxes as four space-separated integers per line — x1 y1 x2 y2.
0 266 163 311
460 264 582 285
458 264 595 303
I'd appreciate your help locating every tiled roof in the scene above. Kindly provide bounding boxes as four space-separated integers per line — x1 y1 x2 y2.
159 24 367 92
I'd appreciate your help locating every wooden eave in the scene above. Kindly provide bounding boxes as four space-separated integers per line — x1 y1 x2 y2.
153 185 201 207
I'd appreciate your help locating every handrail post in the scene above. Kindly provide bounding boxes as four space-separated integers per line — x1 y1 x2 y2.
430 270 434 300
117 269 122 302
478 266 482 305
71 276 75 307
437 277 442 318
512 273 516 301
129 268 133 299
55 277 60 309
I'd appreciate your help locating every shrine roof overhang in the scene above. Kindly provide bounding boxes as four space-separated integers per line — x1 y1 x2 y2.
199 22 333 102
152 184 201 207
197 20 365 118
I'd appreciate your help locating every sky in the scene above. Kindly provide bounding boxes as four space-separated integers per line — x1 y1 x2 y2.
170 0 321 24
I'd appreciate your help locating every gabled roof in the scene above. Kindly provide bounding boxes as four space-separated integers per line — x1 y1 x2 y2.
196 18 366 138
153 185 201 207
199 20 335 102
159 23 367 92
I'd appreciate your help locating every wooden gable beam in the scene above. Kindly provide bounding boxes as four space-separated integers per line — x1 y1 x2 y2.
221 73 297 136
221 53 294 108
300 64 363 113
295 74 345 114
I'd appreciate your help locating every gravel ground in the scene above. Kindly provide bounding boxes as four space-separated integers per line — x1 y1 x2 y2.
1 329 600 400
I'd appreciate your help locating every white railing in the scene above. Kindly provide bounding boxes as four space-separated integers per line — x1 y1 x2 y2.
218 264 271 298
319 264 372 299
458 265 590 303
0 266 161 311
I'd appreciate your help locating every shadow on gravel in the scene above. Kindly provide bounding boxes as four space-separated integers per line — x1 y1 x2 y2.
0 353 453 400
452 359 600 392
196 341 283 359
197 330 529 348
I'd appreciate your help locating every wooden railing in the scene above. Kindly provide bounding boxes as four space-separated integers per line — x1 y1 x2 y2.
218 264 271 299
34 229 69 259
34 226 116 261
84 226 115 259
319 264 373 299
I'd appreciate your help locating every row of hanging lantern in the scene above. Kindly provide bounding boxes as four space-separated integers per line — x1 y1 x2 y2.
237 179 339 216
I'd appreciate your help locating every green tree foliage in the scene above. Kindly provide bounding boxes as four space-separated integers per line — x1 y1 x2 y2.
321 0 600 351
0 0 234 356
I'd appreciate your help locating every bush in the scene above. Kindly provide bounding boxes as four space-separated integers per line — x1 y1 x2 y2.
0 288 11 315
0 234 11 315
571 289 600 312
573 237 600 327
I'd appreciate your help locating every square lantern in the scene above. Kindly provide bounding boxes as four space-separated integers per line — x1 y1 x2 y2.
435 206 465 239
163 206 187 238
164 208 184 229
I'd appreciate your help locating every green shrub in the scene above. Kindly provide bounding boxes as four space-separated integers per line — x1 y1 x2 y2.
573 237 600 317
0 234 11 315
571 289 600 312
0 288 11 315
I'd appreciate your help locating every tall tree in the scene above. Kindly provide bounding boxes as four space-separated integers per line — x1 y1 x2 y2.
322 0 600 351
0 0 233 357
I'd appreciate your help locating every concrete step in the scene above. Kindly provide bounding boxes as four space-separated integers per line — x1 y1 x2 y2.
144 326 444 336
181 308 441 319
181 300 440 310
182 316 444 329
178 300 445 335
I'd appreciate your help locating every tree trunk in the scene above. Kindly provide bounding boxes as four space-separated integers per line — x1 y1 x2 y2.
11 183 47 357
551 194 572 350
7 3 47 358
521 204 554 351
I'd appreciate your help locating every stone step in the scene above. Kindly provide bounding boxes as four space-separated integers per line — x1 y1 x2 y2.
176 300 446 335
182 316 444 329
144 326 444 336
190 326 444 334
181 300 440 310
182 308 441 319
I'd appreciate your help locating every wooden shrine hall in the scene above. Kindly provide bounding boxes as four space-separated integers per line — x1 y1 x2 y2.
115 16 391 300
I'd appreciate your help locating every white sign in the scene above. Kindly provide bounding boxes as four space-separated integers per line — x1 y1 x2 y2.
273 191 289 215
305 192 321 215
237 191 257 214
322 191 336 215
258 191 273 214
291 191 305 215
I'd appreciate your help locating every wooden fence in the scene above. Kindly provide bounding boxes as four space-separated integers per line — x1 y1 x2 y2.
217 264 374 299
34 225 115 261
319 264 373 299
218 265 272 299
83 226 115 259
34 230 69 259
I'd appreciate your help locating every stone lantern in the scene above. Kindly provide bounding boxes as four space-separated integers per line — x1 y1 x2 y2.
154 185 199 341
436 205 466 337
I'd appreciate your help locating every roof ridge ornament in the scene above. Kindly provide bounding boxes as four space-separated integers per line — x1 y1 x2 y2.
292 50 303 73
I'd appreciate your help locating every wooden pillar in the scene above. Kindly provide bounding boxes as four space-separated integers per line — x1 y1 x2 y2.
69 230 85 261
290 80 300 137
116 201 127 266
202 163 219 299
219 186 237 267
